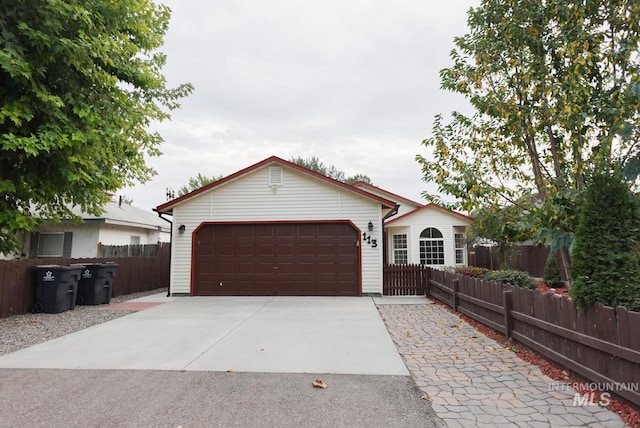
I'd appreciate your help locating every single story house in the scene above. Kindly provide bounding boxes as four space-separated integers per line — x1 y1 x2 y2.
155 156 472 297
16 198 171 259
155 156 398 296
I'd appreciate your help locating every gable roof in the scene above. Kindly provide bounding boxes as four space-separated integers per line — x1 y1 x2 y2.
351 181 424 208
386 203 473 225
155 156 398 214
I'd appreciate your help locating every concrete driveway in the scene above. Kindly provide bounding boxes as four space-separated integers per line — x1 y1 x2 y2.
0 296 408 375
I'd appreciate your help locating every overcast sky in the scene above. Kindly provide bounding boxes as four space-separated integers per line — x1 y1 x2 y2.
124 0 478 210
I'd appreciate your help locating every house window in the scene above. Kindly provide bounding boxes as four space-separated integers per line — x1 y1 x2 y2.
392 234 408 264
130 236 141 245
419 227 445 265
37 233 65 257
455 233 465 264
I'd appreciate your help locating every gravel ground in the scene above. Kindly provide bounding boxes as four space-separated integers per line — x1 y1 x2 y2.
0 288 166 356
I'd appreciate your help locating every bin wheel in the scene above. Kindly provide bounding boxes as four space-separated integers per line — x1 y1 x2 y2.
32 301 43 313
76 295 84 305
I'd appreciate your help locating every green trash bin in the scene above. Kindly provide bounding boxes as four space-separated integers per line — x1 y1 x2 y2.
32 265 83 313
75 263 118 305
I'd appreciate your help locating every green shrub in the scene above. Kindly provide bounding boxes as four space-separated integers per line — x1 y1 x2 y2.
484 269 536 289
571 172 640 310
543 255 564 288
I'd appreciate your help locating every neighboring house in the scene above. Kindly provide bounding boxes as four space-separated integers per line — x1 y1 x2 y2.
155 156 397 296
22 199 170 259
154 155 473 297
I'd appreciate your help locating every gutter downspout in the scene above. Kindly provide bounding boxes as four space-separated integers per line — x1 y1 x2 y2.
382 204 400 222
381 204 400 265
155 210 173 297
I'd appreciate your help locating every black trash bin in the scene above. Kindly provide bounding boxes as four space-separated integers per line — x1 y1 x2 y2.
75 263 118 305
32 265 83 313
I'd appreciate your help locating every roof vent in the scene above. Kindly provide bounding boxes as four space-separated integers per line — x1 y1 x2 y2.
268 166 283 188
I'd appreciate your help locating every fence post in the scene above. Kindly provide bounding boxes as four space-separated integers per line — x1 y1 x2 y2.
503 290 513 341
424 267 430 296
452 279 459 312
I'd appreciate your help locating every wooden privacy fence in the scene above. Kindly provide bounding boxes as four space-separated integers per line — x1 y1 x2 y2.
0 243 171 318
468 245 569 280
383 264 429 296
97 243 162 258
428 268 640 409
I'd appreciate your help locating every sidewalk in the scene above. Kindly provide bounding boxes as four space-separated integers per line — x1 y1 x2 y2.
376 299 627 428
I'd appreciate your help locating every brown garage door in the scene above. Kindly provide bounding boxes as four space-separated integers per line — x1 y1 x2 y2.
193 222 360 296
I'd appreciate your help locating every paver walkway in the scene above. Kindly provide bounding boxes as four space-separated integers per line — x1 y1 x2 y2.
377 300 627 428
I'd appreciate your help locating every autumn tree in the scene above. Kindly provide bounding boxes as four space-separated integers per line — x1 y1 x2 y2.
466 203 533 269
0 0 192 254
290 156 373 185
416 0 640 278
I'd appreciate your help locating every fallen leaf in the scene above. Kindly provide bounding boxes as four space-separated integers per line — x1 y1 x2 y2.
312 379 327 389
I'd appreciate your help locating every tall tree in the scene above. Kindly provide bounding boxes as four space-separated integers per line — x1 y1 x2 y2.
178 173 222 196
0 0 193 254
416 0 640 276
290 156 373 185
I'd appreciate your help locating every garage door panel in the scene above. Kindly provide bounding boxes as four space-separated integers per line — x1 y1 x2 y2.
237 226 254 238
297 262 315 274
277 224 296 237
317 243 336 256
216 227 236 238
256 224 275 237
317 224 337 237
216 262 235 274
213 243 234 256
256 244 276 257
237 244 254 256
257 263 276 274
236 262 255 273
296 243 316 256
276 262 296 274
194 222 359 296
276 243 295 256
297 224 315 238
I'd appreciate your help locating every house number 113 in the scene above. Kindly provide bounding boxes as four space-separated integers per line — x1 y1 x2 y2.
362 232 378 248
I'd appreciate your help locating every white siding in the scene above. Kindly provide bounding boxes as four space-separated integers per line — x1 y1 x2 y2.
386 207 471 267
352 184 421 219
98 224 168 246
170 166 385 295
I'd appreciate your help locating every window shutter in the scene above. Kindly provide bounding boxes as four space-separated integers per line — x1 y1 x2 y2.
62 232 73 258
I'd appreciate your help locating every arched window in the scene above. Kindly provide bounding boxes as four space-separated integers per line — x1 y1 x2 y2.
419 227 444 265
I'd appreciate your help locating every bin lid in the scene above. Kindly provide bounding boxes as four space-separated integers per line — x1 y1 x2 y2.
78 262 117 268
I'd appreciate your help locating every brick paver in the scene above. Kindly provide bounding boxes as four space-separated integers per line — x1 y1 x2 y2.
377 301 627 428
